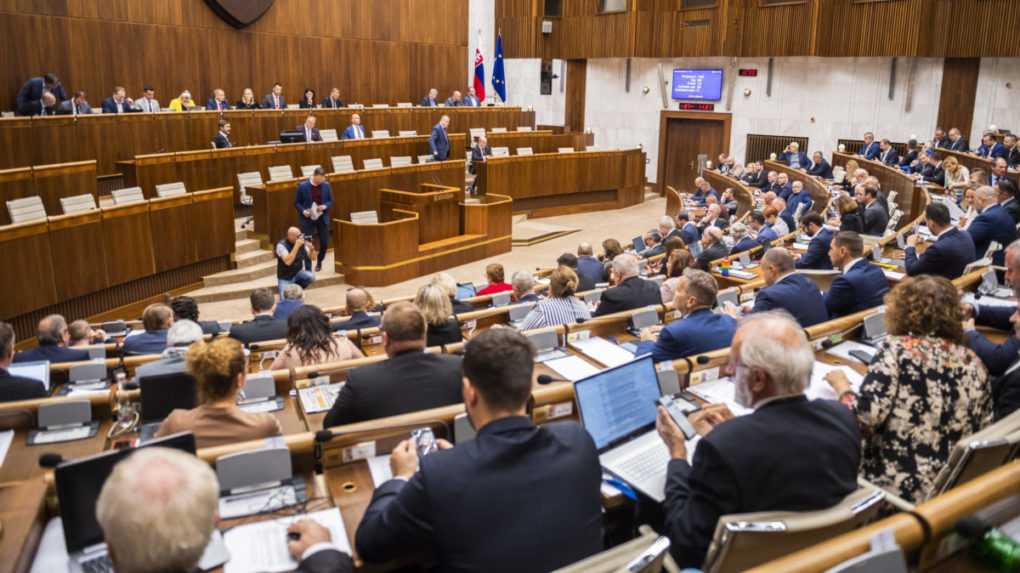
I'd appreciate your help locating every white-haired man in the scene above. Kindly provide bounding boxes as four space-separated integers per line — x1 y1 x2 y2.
655 311 860 568
695 226 728 270
133 319 204 379
592 254 661 317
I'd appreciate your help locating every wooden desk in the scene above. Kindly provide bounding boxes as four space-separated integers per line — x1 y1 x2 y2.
703 170 755 220
0 161 98 226
831 152 931 222
483 131 593 154
762 160 830 213
0 420 113 483
475 148 646 218
0 479 48 573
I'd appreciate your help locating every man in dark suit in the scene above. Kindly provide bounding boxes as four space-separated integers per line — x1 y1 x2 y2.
205 88 229 112
229 288 288 345
824 231 889 318
778 142 809 170
1004 134 1020 169
101 86 135 114
352 327 603 571
783 181 813 220
322 88 345 109
990 157 1012 190
877 139 899 165
20 90 58 116
691 177 719 205
915 153 945 184
636 269 737 362
212 120 232 149
262 82 286 109
57 90 92 115
976 132 1007 159
469 134 493 175
750 210 779 247
341 113 366 140
15 74 66 116
794 213 834 270
806 151 832 179
656 312 860 567
575 242 605 291
122 304 174 355
861 186 889 236
298 115 323 143
967 185 1017 266
947 127 969 152
676 212 701 247
742 163 768 188
593 254 662 316
738 248 828 327
858 132 880 160
695 226 729 270
444 90 463 106
904 203 976 279
462 87 481 107
0 322 48 402
998 178 1020 226
332 288 381 332
169 296 221 336
273 284 305 321
421 88 439 107
295 168 333 271
932 128 950 150
13 314 90 364
429 115 451 162
323 303 462 427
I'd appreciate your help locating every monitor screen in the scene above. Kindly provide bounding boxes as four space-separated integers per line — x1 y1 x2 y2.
575 356 660 450
9 361 50 392
456 283 477 300
671 68 724 101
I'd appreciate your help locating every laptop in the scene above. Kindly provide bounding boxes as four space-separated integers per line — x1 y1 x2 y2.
631 235 646 254
456 282 477 300
627 308 660 337
8 360 50 392
137 372 197 442
575 355 670 502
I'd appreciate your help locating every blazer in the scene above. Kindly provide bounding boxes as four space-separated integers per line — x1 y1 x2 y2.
298 100 317 109
429 124 450 161
977 142 1007 159
14 343 90 364
323 350 463 427
757 225 779 247
320 96 345 109
469 144 492 174
462 95 480 107
332 311 380 332
57 99 92 115
101 97 136 114
745 169 769 188
752 273 829 327
806 159 833 179
780 151 810 169
297 550 354 573
948 138 969 152
635 309 737 363
426 318 463 348
593 276 662 317
795 228 835 270
575 255 605 291
664 396 860 567
1007 146 1020 169
965 305 1018 376
205 98 229 112
212 131 232 149
899 150 919 168
272 299 303 321
0 368 48 402
135 97 161 112
355 416 603 572
696 242 729 270
297 125 322 142
991 367 1020 422
295 180 334 222
262 94 286 109
920 163 945 184
728 236 758 256
444 97 461 106
16 77 67 115
342 124 366 140
824 259 890 318
234 100 259 110
784 191 814 219
878 147 899 166
679 222 700 246
839 212 864 234
420 96 438 107
1002 198 1020 226
691 188 719 205
904 227 976 279
228 315 288 345
862 202 889 236
859 141 880 160
121 330 169 356
967 204 1017 265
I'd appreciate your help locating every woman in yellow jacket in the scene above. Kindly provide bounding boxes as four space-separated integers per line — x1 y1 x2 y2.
168 90 196 112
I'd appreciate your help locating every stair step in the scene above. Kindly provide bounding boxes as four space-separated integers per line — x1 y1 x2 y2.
234 228 249 241
235 238 260 255
233 249 275 269
203 261 277 287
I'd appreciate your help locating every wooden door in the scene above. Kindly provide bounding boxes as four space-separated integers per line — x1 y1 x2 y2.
656 111 731 195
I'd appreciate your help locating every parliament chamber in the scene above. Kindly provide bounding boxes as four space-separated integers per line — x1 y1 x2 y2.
3 1 1020 572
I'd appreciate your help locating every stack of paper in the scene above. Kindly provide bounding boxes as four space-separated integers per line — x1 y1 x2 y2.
569 337 635 368
298 384 343 414
687 378 753 417
825 340 877 363
367 455 393 488
223 508 351 573
544 355 600 382
807 362 864 401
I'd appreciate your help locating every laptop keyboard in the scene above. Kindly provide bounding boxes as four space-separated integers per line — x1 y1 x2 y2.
617 446 666 483
82 554 114 573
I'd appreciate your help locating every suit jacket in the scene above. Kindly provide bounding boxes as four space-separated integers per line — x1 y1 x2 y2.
862 202 889 236
664 396 860 567
977 142 1007 159
784 191 814 219
355 416 603 572
14 342 90 364
635 309 736 363
0 368 48 402
429 124 450 161
295 180 334 222
469 144 492 174
967 204 1017 265
752 273 829 327
806 159 833 179
333 311 380 332
296 549 354 573
1007 146 1020 169
730 236 759 256
1002 198 1020 226
342 124 366 140
904 227 976 279
228 315 287 345
426 318 463 348
824 259 890 318
15 77 66 116
878 147 899 165
757 225 780 247
593 276 662 317
56 99 92 115
899 150 920 168
745 169 769 188
444 97 461 107
121 330 169 356
948 138 969 152
323 350 462 427
679 222 700 246
795 228 835 270
321 96 345 109
840 212 864 234
272 299 303 321
920 163 945 184
101 97 135 114
420 96 438 107
992 367 1020 422
965 305 1017 376
135 97 161 112
859 141 880 160
213 131 232 149
205 98 229 112
462 95 480 107
779 151 810 169
298 125 322 142
576 256 605 292
696 242 729 270
262 94 286 109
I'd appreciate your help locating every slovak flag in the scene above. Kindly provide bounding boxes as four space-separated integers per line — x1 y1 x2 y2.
473 47 487 102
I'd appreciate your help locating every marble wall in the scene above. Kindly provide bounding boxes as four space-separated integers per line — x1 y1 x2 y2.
972 58 1020 145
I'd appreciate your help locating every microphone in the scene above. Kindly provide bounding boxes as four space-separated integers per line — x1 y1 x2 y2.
39 453 64 468
820 338 837 350
537 374 570 385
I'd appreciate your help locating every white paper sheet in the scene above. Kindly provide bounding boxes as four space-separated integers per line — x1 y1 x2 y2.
686 378 753 417
569 337 636 368
807 362 864 401
33 425 92 444
962 293 1016 308
544 355 601 382
298 384 343 414
367 455 393 488
223 508 351 573
0 430 12 468
825 340 878 363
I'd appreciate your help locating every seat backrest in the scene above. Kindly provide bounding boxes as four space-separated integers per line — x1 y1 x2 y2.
300 164 321 178
362 158 384 170
285 103 299 109
320 128 338 142
7 196 47 224
348 103 364 109
111 187 145 206
236 171 264 193
155 181 187 198
490 127 508 133
704 488 886 573
885 210 902 233
60 194 97 215
390 156 412 167
396 102 413 108
398 130 417 137
927 408 1020 498
372 103 389 108
350 210 379 224
558 147 575 153
268 164 295 181
492 147 510 157
886 190 898 215
516 126 533 132
371 130 391 138
469 128 486 140
586 146 602 152
553 529 670 573
331 155 355 173
517 147 534 156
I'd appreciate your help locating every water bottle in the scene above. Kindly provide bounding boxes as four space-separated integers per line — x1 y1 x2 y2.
956 516 1020 572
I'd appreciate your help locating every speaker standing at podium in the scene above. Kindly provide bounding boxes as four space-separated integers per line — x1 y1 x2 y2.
295 168 333 272
429 115 451 162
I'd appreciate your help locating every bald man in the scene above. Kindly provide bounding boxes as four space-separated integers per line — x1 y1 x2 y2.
740 248 828 327
575 242 606 291
332 288 381 331
967 185 1017 266
14 314 91 364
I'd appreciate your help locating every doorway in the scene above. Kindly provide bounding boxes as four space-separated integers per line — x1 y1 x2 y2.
656 111 731 195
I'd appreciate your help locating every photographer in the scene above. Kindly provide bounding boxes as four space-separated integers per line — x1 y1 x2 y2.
276 227 315 298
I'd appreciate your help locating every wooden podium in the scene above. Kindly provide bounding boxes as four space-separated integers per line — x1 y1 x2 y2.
379 184 462 244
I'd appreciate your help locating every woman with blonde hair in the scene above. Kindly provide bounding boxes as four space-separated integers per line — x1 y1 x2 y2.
235 87 258 110
415 284 463 347
839 159 860 191
519 267 591 330
270 305 363 370
942 155 970 190
156 337 282 449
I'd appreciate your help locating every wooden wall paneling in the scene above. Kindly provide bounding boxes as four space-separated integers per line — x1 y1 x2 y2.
815 0 922 57
675 8 718 57
148 194 196 272
0 167 35 226
564 60 587 133
46 210 110 300
921 0 1020 58
31 160 97 216
190 187 236 261
0 117 34 170
739 0 814 57
0 221 58 320
99 202 156 284
937 58 981 143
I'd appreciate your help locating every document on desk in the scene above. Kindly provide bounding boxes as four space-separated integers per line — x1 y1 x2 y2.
223 507 351 573
544 355 601 382
368 454 393 488
569 337 635 368
298 384 343 414
883 269 906 281
808 362 864 401
687 378 753 417
0 429 12 468
33 425 92 444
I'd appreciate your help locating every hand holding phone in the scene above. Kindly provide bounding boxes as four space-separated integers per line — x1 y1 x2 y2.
657 396 699 440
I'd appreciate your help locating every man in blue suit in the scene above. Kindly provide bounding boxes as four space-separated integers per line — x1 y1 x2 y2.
773 172 793 201
420 88 439 107
749 211 778 248
877 139 899 165
824 231 889 318
101 86 137 114
690 177 718 205
675 212 700 246
122 304 173 356
946 128 969 152
779 142 809 170
333 288 381 332
295 168 334 271
806 151 832 179
429 115 451 161
14 315 90 364
858 132 880 160
206 88 229 112
15 74 66 116
297 114 322 142
967 185 1017 266
729 223 759 256
636 269 737 362
795 213 834 270
976 132 1007 159
734 248 828 327
462 87 481 107
783 181 813 220
342 113 367 140
905 203 976 279
262 82 286 109
575 243 605 291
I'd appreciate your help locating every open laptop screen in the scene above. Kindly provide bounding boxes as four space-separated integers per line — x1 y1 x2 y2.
575 355 660 451
8 360 50 392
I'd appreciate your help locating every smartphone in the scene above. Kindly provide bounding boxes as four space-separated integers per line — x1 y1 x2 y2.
411 427 438 457
657 396 699 440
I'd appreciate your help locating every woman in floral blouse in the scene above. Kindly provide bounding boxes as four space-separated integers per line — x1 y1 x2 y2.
825 275 993 503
